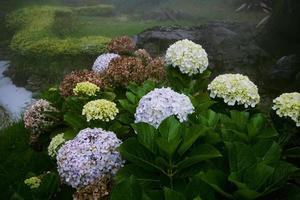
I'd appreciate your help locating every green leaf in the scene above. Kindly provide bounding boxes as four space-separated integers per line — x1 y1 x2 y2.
230 111 249 132
158 116 182 141
233 189 260 200
164 187 186 200
199 110 219 128
247 114 265 139
133 122 157 154
63 112 86 131
110 176 142 200
101 91 116 101
252 140 281 165
284 147 300 158
198 170 233 199
226 142 256 174
119 138 162 172
177 144 221 170
184 177 216 200
156 137 182 159
119 99 136 113
126 92 137 104
178 125 209 156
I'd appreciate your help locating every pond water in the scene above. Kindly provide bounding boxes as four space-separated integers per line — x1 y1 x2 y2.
0 61 33 119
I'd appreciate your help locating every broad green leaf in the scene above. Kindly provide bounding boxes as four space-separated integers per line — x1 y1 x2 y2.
242 163 275 191
110 176 142 200
178 125 209 156
184 177 216 200
126 91 137 104
119 99 135 113
159 116 182 141
199 110 219 128
226 142 256 174
164 187 186 200
101 91 116 101
198 170 233 199
230 111 249 132
133 122 157 154
63 112 86 131
233 189 260 200
176 144 221 170
252 140 281 165
156 137 182 159
247 114 265 139
284 147 300 158
119 138 162 172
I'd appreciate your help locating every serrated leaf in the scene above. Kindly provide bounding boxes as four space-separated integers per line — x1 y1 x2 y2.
133 122 157 154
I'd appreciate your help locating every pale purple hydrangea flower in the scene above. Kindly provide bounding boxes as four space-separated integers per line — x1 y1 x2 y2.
135 88 195 128
56 128 124 188
92 53 120 73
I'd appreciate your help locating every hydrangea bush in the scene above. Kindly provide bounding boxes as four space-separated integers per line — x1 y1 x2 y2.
165 39 209 75
92 53 120 73
56 128 123 188
208 74 260 108
73 81 100 96
272 92 300 127
135 87 194 128
82 99 119 122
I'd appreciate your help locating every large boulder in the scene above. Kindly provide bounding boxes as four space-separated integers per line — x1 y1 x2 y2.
136 22 270 81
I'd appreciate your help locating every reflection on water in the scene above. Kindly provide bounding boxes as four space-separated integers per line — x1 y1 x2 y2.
0 61 33 119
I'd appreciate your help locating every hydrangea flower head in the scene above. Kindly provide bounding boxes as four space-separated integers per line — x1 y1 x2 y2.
92 53 120 73
24 177 41 189
23 99 58 133
135 87 194 128
207 74 260 108
48 133 66 158
56 128 124 188
82 99 119 122
73 81 100 96
165 39 209 75
272 92 300 127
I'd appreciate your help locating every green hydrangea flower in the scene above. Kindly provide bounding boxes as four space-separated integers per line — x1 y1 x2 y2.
24 177 41 189
272 92 300 127
48 133 66 158
82 99 119 122
73 81 100 96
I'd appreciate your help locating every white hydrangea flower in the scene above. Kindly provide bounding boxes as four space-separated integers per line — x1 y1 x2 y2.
165 39 209 76
135 87 194 128
48 133 66 158
92 53 120 73
56 128 124 188
272 92 300 127
207 74 260 108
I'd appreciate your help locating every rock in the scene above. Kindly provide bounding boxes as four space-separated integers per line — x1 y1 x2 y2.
136 22 271 82
260 55 300 92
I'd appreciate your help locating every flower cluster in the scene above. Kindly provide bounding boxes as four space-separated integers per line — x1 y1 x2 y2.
208 74 260 108
92 53 120 73
24 177 41 189
60 70 104 97
134 49 152 64
165 39 209 75
73 81 100 96
56 128 124 188
82 99 119 122
23 99 58 133
105 56 166 87
107 36 136 55
272 92 300 127
135 88 194 128
48 133 66 158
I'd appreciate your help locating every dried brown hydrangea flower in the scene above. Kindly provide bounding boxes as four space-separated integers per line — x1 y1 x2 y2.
107 36 136 55
134 49 152 64
60 70 105 97
73 175 112 200
146 57 167 83
104 56 166 87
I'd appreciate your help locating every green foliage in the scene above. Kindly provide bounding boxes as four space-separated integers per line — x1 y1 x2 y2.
74 4 115 17
0 122 53 199
6 6 110 57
